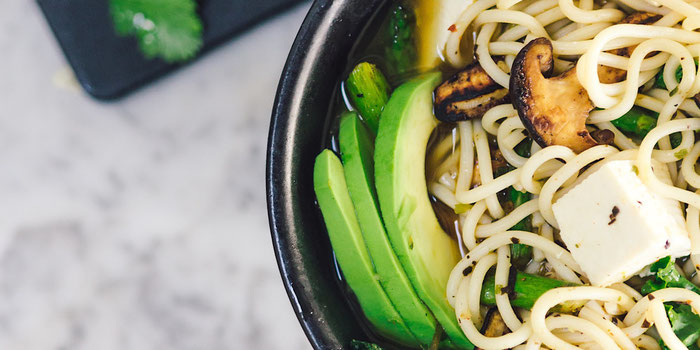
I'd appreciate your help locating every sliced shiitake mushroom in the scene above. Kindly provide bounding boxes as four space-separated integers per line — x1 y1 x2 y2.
510 37 602 153
598 12 662 84
431 198 460 240
474 308 509 350
620 11 662 25
590 129 615 145
434 61 510 122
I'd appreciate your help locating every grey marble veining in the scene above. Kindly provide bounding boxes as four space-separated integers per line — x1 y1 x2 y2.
0 1 312 349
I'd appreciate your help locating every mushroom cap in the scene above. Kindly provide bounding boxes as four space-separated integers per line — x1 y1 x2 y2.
434 61 510 122
510 37 598 153
598 12 662 84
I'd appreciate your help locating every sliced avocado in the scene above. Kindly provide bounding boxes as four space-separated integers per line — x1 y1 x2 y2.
339 112 437 346
313 150 417 346
374 73 473 349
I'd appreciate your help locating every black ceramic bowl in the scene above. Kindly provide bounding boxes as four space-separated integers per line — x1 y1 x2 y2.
267 0 389 348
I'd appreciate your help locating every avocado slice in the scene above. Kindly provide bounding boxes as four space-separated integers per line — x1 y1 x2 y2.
375 73 473 348
313 150 417 346
339 112 437 346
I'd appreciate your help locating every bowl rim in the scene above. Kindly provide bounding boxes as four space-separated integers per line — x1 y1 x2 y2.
266 0 386 348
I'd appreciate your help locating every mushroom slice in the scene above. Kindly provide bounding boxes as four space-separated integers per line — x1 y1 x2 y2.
621 11 662 25
474 308 508 350
598 12 662 84
434 61 510 122
591 129 615 145
510 37 599 153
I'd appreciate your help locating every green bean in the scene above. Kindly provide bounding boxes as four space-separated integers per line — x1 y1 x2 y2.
481 271 581 312
345 62 391 134
611 107 658 138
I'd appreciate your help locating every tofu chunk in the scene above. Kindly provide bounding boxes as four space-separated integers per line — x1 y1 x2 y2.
552 160 690 286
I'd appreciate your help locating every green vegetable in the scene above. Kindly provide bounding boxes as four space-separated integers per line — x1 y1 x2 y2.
641 256 700 295
339 112 437 345
374 72 472 348
611 107 658 138
386 2 417 74
654 59 698 90
109 0 203 62
510 242 532 269
313 150 418 345
481 272 580 311
608 107 683 148
644 257 700 350
351 340 385 350
671 132 683 149
654 65 684 90
509 188 531 231
346 63 392 134
665 303 700 349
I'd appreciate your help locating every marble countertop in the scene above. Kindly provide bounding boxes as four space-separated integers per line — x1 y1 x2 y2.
1 1 312 349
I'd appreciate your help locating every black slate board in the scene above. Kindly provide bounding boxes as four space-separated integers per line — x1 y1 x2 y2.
38 0 306 100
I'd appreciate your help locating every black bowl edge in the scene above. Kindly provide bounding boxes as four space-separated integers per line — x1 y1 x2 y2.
267 0 386 349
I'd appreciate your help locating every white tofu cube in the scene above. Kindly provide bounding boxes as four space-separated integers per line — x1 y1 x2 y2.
552 160 690 286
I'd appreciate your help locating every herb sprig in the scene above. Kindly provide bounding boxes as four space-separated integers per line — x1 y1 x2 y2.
643 257 700 349
109 0 203 62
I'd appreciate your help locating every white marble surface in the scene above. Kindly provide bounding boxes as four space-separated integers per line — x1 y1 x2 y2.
1 1 312 349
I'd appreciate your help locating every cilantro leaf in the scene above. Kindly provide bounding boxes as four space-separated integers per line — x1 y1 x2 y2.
109 0 203 63
644 258 700 349
641 256 700 295
666 303 700 348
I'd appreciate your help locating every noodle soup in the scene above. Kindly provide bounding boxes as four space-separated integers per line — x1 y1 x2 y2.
312 0 700 349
